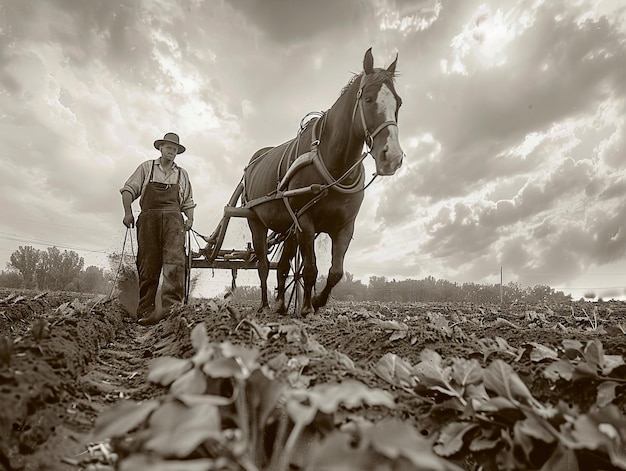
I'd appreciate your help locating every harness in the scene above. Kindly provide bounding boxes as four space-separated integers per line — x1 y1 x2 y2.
244 73 399 232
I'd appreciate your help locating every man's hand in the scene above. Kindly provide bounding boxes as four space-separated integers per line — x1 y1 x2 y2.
123 214 135 228
184 218 193 231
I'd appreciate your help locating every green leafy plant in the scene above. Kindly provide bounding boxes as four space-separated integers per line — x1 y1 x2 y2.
375 345 626 470
92 322 453 471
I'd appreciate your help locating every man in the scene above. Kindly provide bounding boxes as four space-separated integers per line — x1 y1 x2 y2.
120 132 195 326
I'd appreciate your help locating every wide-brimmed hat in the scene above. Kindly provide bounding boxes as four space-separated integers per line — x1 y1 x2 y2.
154 132 186 154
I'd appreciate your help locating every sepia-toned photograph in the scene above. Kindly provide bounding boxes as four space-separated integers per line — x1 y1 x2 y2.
0 1 625 470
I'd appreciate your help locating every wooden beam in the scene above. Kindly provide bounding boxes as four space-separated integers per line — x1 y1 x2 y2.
223 207 258 218
191 260 278 270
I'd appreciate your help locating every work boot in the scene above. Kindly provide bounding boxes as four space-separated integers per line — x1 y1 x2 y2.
138 308 168 326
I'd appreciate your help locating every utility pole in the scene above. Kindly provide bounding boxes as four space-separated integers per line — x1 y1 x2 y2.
500 266 503 305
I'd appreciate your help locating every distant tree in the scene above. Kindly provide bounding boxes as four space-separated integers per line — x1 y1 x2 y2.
35 248 51 288
8 246 40 288
57 248 84 289
0 270 23 288
368 276 391 301
6 245 92 291
331 272 368 301
232 285 262 303
37 247 84 290
78 266 111 294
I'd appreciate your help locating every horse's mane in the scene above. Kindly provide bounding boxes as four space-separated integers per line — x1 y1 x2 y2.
339 69 398 97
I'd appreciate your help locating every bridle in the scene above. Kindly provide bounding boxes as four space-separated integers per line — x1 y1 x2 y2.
352 72 399 151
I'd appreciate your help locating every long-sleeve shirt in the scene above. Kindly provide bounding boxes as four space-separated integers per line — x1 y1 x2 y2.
120 159 196 211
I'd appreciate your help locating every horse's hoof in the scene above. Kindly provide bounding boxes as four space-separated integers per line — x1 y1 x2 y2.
299 306 313 317
312 296 327 311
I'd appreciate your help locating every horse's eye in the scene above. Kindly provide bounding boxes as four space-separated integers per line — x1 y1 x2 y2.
364 96 373 103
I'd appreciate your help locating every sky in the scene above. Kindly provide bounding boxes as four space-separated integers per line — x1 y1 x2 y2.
1 0 626 300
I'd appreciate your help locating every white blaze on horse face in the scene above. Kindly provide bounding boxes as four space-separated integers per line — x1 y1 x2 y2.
375 83 404 175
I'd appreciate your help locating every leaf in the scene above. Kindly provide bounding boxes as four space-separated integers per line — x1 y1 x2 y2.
308 431 380 470
287 355 310 370
374 353 417 388
516 414 555 444
513 420 535 463
368 318 409 331
413 349 450 389
246 369 286 429
288 371 313 388
147 357 193 386
571 361 599 381
304 335 327 355
285 394 318 426
483 360 536 406
241 318 271 339
475 396 518 413
539 444 579 471
176 393 233 407
267 352 289 371
120 455 217 471
434 422 478 457
562 339 584 358
389 330 407 341
596 381 619 407
170 367 207 395
92 399 160 441
544 360 574 382
287 380 395 426
310 380 396 414
571 405 626 468
528 342 559 362
469 436 500 452
145 399 221 458
450 357 482 386
202 357 244 379
365 419 464 470
466 383 490 403
219 342 260 374
477 336 521 362
602 355 625 376
333 351 356 371
280 324 305 344
190 322 209 352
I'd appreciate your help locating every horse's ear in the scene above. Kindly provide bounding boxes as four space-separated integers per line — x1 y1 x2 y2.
387 53 398 75
363 48 374 74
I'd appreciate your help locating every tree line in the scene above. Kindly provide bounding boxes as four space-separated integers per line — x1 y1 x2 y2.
232 273 574 305
0 245 576 304
0 245 112 294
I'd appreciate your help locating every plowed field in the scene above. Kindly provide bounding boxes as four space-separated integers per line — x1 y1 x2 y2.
1 287 625 470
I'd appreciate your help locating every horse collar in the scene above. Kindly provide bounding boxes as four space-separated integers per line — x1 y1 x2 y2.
309 116 365 194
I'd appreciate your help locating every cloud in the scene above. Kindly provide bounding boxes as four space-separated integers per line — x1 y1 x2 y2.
2 0 626 299
397 1 626 202
230 0 374 44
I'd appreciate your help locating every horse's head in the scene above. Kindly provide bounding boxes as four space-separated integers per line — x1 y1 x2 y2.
356 48 404 176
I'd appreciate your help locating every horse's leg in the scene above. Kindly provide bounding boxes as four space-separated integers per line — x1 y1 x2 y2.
248 218 270 312
296 219 316 317
275 235 297 315
313 221 355 311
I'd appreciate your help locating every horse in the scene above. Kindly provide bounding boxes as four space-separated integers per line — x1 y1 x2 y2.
242 48 404 316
